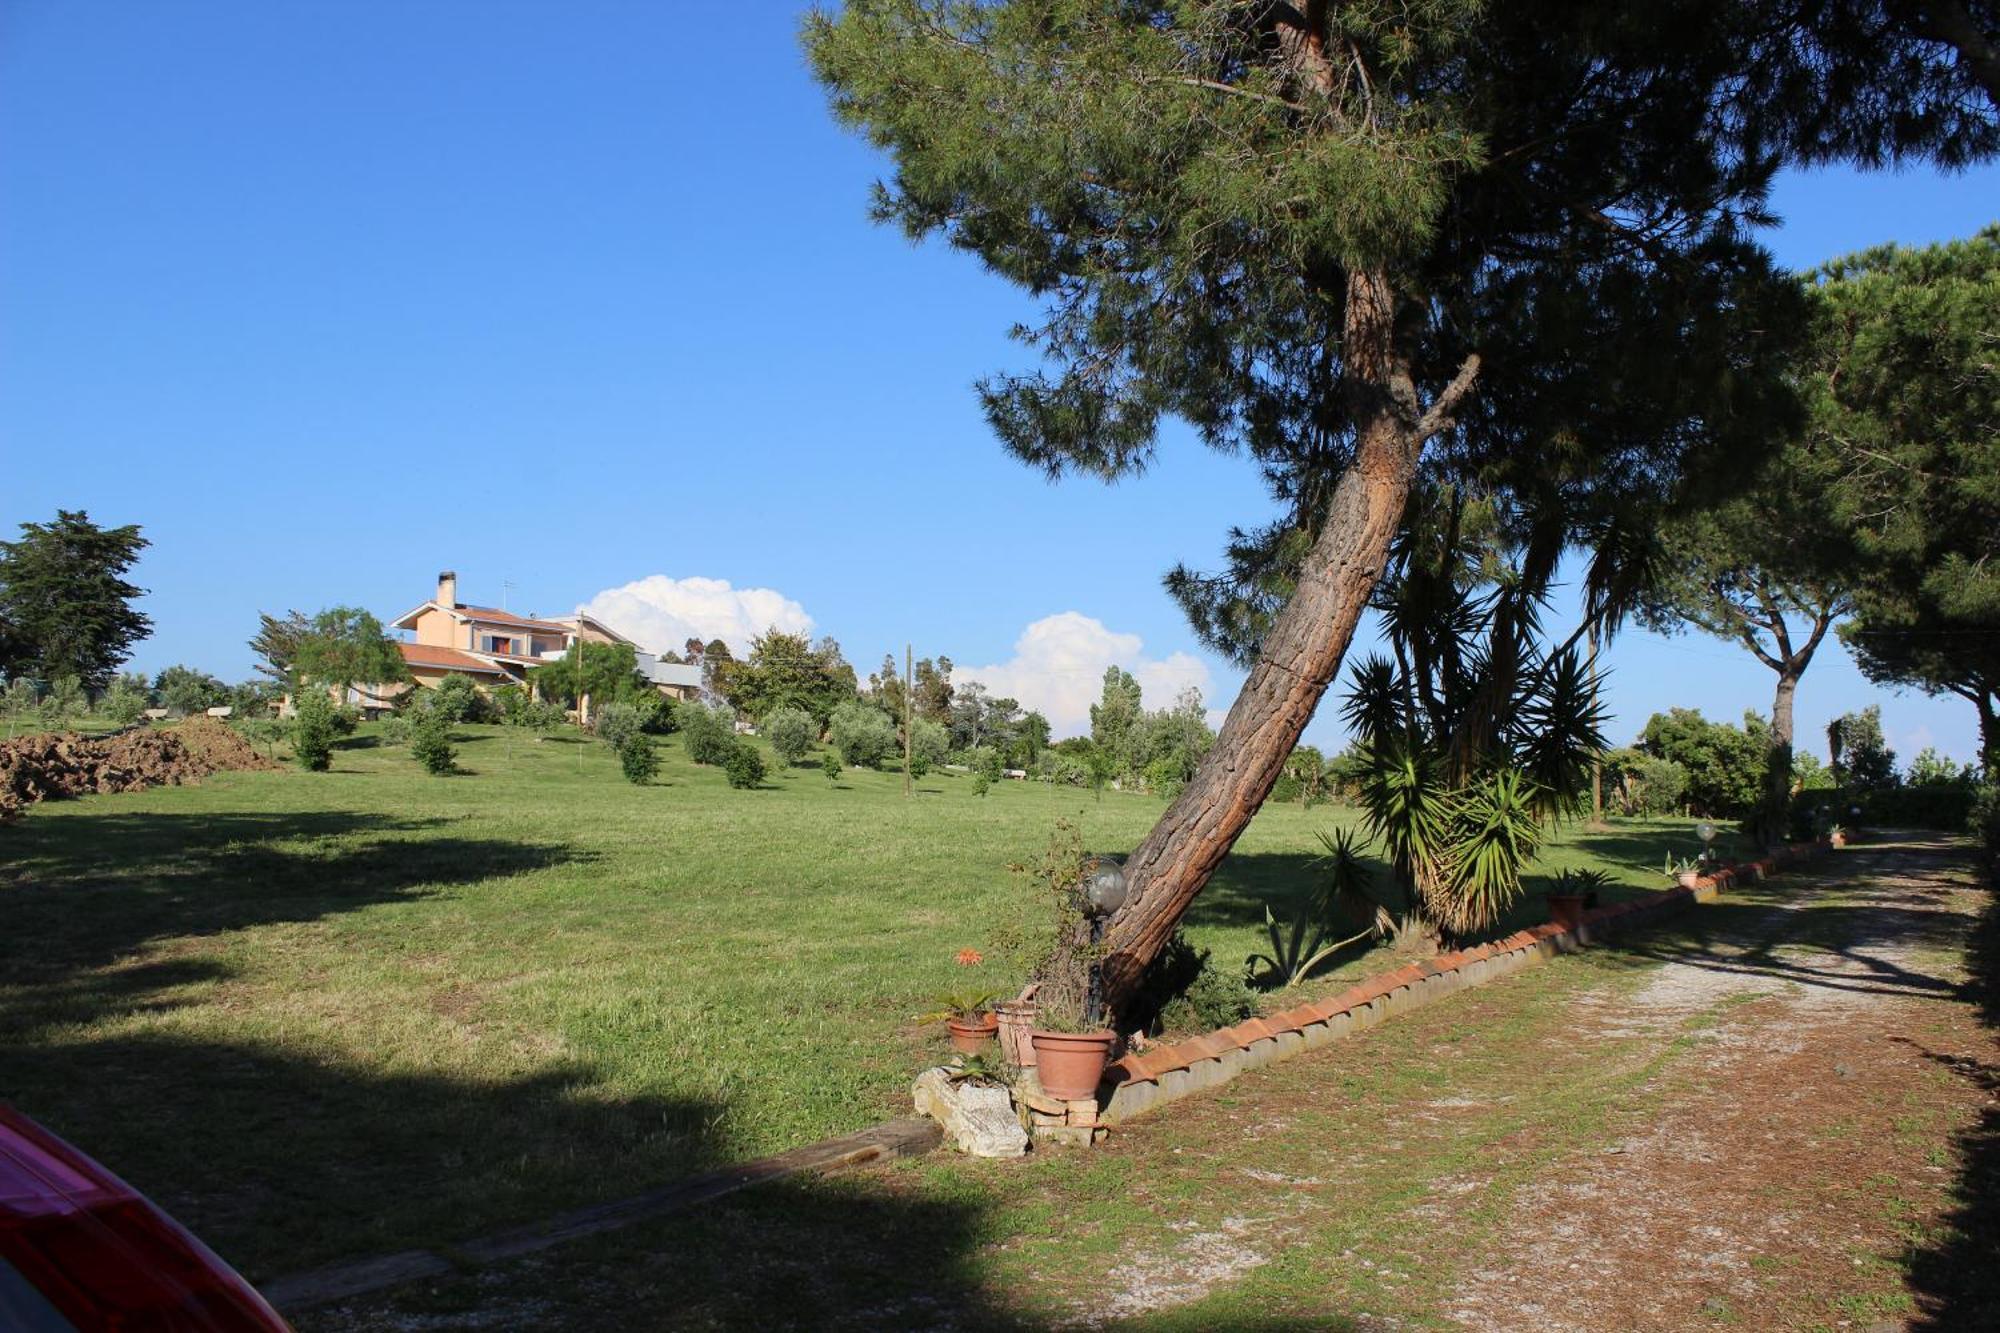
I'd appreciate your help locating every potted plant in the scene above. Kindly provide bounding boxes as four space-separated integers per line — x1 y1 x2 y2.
1827 823 1848 849
1663 854 1703 890
1029 1015 1116 1100
997 820 1120 1100
1545 867 1610 931
994 982 1040 1068
924 988 999 1055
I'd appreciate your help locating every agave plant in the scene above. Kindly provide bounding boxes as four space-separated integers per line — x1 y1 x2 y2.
1246 828 1385 989
1339 487 1612 946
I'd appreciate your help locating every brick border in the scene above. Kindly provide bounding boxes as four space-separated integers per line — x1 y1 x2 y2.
1099 840 1830 1124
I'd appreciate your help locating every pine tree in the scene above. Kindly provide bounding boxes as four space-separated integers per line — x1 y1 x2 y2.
1804 227 2000 771
807 1 1994 1013
0 510 151 692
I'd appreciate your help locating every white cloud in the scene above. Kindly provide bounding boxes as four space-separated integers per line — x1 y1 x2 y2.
576 575 813 657
958 611 1215 739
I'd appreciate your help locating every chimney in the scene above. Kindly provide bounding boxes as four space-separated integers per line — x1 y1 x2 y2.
437 570 458 607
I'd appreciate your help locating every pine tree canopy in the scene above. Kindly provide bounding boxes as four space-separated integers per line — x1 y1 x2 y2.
1807 225 2000 762
807 1 1994 662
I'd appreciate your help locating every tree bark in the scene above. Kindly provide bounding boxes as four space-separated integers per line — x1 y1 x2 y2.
1976 688 1998 776
1097 269 1476 1017
1760 669 1801 848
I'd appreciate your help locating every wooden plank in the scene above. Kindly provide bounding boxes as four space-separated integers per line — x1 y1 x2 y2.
261 1118 941 1314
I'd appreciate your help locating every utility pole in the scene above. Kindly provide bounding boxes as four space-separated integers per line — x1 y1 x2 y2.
904 642 913 798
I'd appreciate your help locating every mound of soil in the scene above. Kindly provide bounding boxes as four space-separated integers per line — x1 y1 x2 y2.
0 718 274 821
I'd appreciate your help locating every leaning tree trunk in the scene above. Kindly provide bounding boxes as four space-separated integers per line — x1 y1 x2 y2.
1094 270 1478 1019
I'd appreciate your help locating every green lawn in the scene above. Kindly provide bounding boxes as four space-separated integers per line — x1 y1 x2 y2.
0 721 1709 1280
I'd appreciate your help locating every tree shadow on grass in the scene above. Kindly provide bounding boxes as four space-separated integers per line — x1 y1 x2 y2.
1903 876 2000 1328
0 808 594 981
1 1027 735 1288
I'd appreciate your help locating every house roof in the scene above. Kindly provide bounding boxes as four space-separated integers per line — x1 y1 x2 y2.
397 642 515 677
548 613 638 647
645 661 704 689
388 600 570 634
456 604 569 633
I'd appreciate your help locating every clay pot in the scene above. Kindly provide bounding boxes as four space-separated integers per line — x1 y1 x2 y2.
946 1012 998 1056
1829 831 1847 849
1675 870 1703 890
994 999 1038 1067
1030 1029 1116 1101
1546 892 1587 932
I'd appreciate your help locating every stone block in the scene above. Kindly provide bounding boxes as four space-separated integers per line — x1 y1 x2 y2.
911 1067 1029 1158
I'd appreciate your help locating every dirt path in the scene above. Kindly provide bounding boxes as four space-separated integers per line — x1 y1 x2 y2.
1442 834 1990 1332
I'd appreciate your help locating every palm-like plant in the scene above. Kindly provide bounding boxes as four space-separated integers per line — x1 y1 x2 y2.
1340 487 1610 946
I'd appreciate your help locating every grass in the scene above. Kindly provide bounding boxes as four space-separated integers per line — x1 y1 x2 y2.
293 834 1991 1332
0 719 1707 1279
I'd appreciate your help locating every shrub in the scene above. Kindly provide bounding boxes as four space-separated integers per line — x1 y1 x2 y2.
1144 754 1186 802
909 717 950 771
102 674 152 725
1128 932 1256 1035
829 701 896 768
975 746 1005 782
410 709 456 775
1045 754 1090 787
380 714 411 746
763 706 815 767
681 703 736 765
38 676 85 729
593 700 645 753
1271 773 1303 803
1971 784 2000 883
820 749 842 781
291 691 336 771
723 740 766 789
490 683 528 722
429 673 483 724
970 771 990 797
908 752 931 779
509 696 565 740
619 733 659 785
1604 747 1691 816
635 692 677 735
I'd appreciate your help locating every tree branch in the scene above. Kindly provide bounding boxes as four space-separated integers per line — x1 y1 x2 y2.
1417 354 1482 439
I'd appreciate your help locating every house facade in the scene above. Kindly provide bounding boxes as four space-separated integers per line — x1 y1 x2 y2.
383 572 703 704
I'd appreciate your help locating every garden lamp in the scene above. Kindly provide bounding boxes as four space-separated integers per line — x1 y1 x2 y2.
1081 856 1128 918
1695 821 1718 864
1078 856 1127 1030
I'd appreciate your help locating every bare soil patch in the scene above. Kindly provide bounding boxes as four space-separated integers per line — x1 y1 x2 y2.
0 718 272 818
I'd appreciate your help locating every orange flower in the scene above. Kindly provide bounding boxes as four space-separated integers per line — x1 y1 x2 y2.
954 948 984 967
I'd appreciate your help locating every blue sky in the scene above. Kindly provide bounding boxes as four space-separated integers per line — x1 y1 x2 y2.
3 3 1994 762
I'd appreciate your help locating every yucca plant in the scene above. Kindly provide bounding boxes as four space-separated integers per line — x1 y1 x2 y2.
1340 487 1611 947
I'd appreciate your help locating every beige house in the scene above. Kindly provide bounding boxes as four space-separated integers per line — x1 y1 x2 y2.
383 572 703 704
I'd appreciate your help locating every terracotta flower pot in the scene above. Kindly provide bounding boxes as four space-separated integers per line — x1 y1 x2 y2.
946 1012 998 1056
994 1000 1038 1067
1546 892 1587 932
1030 1029 1115 1101
1675 870 1702 890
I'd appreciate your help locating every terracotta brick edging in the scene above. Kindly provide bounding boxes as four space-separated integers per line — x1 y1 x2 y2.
1097 838 1832 1126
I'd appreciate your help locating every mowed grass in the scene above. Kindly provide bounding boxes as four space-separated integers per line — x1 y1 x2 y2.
0 721 1705 1279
